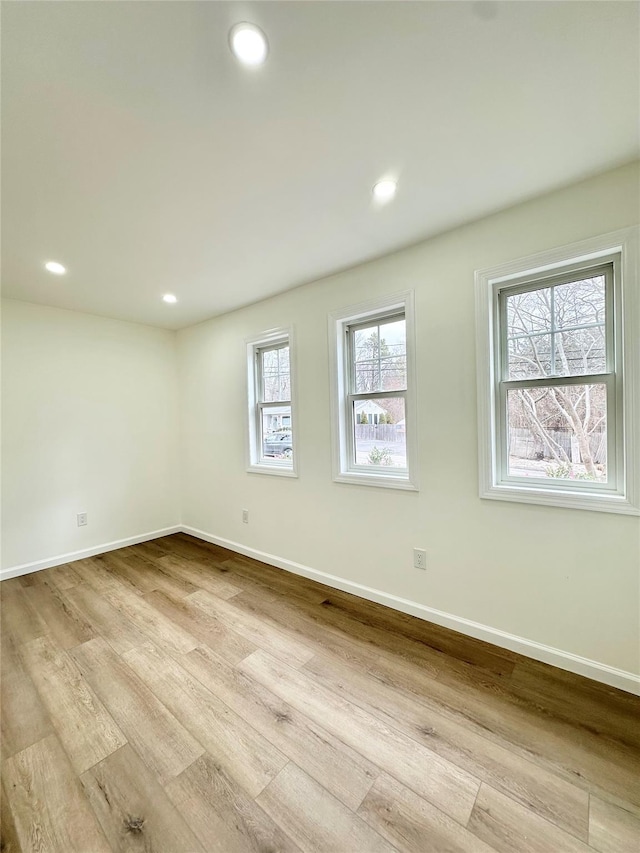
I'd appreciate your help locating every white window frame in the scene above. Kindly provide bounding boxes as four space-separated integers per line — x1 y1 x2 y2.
246 326 298 477
329 291 418 491
475 227 639 514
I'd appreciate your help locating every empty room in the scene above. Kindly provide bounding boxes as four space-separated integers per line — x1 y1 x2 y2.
1 2 639 852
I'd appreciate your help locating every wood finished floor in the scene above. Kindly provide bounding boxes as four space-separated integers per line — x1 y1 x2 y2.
1 533 639 853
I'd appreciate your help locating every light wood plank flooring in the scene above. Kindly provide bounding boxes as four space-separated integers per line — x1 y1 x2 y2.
1 532 639 852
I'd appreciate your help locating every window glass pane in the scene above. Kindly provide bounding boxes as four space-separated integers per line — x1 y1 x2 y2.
554 275 605 329
261 345 290 402
507 288 552 337
380 355 406 391
354 358 379 393
507 385 607 482
261 406 293 461
506 288 552 379
508 334 552 380
353 318 406 392
506 274 607 380
353 397 406 468
555 326 606 376
554 275 606 376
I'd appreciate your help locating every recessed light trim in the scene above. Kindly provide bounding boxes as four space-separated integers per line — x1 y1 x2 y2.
45 261 66 275
372 180 397 202
229 22 269 66
163 294 178 304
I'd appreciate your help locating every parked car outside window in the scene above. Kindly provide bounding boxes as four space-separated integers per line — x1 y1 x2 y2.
263 431 293 459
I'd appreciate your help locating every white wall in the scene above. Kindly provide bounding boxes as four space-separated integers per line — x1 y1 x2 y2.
177 161 640 678
1 300 180 570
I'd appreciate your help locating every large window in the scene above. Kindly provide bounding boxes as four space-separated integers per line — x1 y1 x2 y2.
329 293 417 489
247 328 296 476
476 229 639 514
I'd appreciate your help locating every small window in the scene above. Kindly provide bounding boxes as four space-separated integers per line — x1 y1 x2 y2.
329 293 417 490
247 329 296 476
476 228 639 514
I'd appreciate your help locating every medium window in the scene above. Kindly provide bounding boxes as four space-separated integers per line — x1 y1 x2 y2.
476 229 639 514
330 293 417 489
349 314 407 469
247 329 296 476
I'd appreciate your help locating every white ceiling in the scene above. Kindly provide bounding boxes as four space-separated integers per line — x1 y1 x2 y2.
2 1 638 330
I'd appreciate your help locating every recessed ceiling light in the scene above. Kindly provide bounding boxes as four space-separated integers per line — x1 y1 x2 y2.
45 261 66 275
372 180 397 202
229 23 268 66
163 294 178 304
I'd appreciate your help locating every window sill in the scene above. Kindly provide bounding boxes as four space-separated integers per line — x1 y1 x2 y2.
481 482 639 515
334 472 418 492
247 464 298 479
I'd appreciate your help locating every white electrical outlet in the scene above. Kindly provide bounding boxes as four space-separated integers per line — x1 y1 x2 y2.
77 512 88 527
413 548 426 570
242 509 249 524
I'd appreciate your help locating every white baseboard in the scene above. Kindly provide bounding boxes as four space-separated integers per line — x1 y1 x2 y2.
0 526 182 582
182 525 640 696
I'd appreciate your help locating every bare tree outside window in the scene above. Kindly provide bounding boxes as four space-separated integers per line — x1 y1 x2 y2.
261 346 291 403
503 273 609 481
